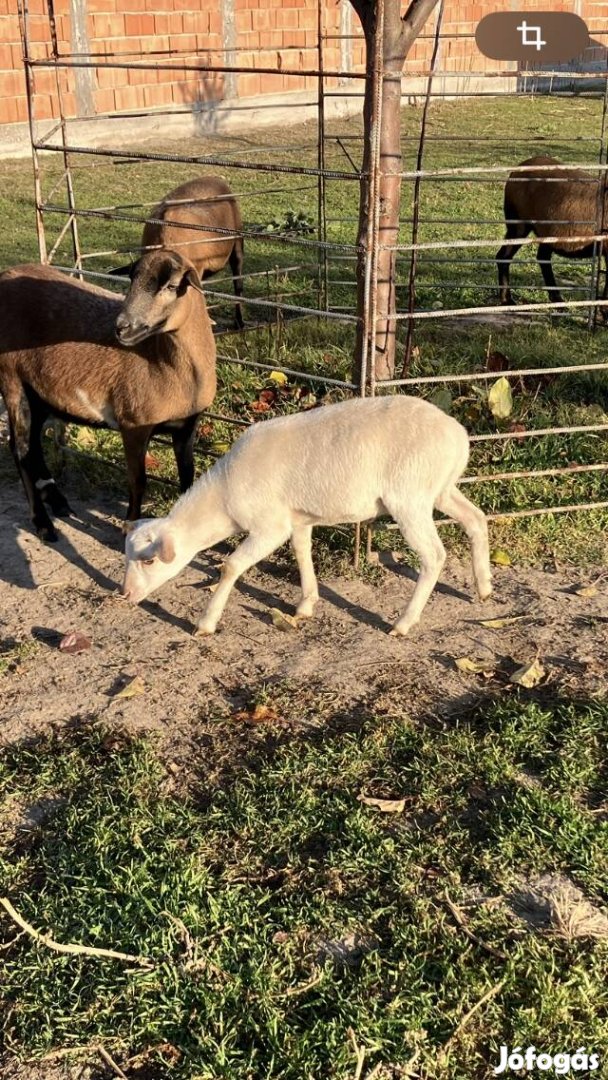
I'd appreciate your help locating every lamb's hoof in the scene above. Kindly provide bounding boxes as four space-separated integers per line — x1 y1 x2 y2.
388 623 411 638
479 588 493 602
121 520 137 536
296 603 317 620
194 621 216 637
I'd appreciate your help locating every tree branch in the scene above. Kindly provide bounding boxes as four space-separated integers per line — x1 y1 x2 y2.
402 0 442 47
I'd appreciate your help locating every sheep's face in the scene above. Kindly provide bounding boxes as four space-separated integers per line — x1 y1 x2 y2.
115 251 203 346
122 518 189 603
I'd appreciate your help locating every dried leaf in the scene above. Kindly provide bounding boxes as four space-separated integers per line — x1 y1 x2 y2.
234 703 281 724
269 608 299 632
574 585 598 598
59 631 92 655
455 656 495 675
198 422 214 439
479 614 529 628
510 658 546 688
144 453 161 471
269 370 288 385
113 675 145 700
259 388 277 405
250 400 271 413
509 422 527 434
209 441 231 454
490 548 512 567
358 794 406 814
488 376 513 420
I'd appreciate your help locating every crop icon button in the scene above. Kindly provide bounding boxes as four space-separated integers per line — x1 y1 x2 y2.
475 12 589 64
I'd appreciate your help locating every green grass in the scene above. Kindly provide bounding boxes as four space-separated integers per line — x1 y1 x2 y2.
1 689 607 1078
2 95 608 566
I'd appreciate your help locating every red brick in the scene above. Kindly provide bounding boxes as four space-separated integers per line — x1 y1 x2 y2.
124 13 155 35
143 83 170 106
0 70 23 95
114 83 144 110
92 13 125 37
154 14 172 35
96 62 129 87
238 72 261 96
86 0 116 11
93 87 117 112
208 11 221 34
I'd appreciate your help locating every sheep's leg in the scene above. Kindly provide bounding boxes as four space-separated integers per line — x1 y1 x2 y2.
4 381 56 541
230 240 245 329
435 486 492 601
196 527 290 635
497 223 530 304
387 503 446 637
121 425 154 527
537 243 563 307
171 415 198 492
600 251 608 323
291 525 319 618
29 400 72 519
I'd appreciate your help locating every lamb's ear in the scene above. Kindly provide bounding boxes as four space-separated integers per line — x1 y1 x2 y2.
185 267 205 294
154 530 176 564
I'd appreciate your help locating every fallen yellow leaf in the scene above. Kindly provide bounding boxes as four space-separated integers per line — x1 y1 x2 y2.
455 657 495 675
574 585 598 598
269 370 288 385
510 659 546 689
358 794 406 814
270 608 299 631
113 675 145 700
490 549 512 567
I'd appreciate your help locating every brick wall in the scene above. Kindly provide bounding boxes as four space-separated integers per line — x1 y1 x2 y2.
0 0 603 128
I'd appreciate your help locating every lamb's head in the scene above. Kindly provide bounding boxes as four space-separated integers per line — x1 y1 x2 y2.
122 518 191 603
115 249 204 346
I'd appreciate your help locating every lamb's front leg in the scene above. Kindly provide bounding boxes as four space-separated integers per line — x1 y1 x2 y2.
291 525 319 618
195 527 290 635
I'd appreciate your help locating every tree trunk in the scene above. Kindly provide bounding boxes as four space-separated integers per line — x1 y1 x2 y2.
351 0 440 386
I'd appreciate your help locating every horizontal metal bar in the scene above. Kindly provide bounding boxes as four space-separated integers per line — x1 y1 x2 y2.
34 141 362 183
384 361 608 388
461 463 608 485
216 354 357 389
469 423 608 444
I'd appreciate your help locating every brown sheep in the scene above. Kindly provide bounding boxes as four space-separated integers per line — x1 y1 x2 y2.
0 249 216 541
113 175 244 328
497 155 608 314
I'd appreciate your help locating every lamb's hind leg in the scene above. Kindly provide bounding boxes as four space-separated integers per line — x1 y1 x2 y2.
3 380 56 540
436 486 492 600
387 500 446 637
291 524 319 618
196 525 290 635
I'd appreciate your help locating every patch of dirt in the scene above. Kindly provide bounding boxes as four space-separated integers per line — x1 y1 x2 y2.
508 873 608 940
0 468 607 753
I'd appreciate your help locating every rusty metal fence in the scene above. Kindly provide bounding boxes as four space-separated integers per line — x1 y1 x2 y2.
15 0 608 560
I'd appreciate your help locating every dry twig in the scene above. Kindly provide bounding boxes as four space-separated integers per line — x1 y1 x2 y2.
444 889 507 960
0 896 155 968
348 1027 367 1080
437 978 506 1065
97 1045 128 1078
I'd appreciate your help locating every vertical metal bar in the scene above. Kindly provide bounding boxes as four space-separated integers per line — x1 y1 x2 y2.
18 0 47 262
46 0 82 272
317 0 329 313
367 0 384 400
402 0 444 376
357 0 384 402
587 56 608 332
355 0 384 570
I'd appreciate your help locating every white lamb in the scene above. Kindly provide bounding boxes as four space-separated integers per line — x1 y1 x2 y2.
121 395 492 635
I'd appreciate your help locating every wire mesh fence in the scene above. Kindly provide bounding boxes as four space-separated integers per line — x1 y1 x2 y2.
14 0 608 559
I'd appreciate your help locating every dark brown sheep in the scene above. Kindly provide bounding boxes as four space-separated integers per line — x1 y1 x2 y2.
0 248 216 541
496 155 608 314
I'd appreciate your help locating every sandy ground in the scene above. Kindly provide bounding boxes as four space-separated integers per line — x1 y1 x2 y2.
1 464 607 753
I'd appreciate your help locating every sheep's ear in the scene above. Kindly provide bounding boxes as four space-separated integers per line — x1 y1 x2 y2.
154 531 176 564
110 259 138 280
185 267 205 294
